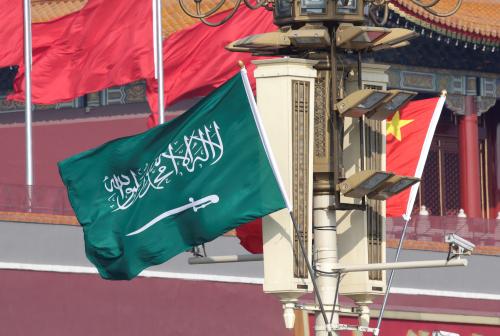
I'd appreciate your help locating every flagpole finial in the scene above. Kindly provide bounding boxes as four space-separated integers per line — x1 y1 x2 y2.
238 60 245 69
441 89 447 97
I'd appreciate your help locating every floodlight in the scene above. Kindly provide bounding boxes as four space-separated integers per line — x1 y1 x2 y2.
370 41 410 51
226 28 331 52
225 31 290 52
336 24 391 50
371 40 410 52
367 175 420 200
335 89 391 118
367 90 417 120
288 28 331 48
337 170 394 198
371 28 419 51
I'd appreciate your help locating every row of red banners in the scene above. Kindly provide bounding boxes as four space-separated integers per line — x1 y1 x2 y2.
0 1 441 253
0 1 274 116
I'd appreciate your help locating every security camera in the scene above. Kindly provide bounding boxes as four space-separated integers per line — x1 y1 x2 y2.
445 233 475 257
432 331 460 336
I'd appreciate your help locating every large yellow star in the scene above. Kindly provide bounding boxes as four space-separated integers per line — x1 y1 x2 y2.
386 111 414 141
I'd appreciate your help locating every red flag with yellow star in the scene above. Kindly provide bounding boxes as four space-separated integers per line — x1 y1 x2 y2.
238 96 446 253
386 97 445 217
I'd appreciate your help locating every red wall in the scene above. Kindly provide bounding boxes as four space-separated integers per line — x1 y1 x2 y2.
308 315 500 336
0 116 148 187
0 270 291 336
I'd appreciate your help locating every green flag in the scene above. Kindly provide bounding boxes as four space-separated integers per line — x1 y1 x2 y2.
59 71 287 280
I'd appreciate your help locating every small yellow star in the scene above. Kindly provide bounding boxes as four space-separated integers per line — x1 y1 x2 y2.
386 111 413 141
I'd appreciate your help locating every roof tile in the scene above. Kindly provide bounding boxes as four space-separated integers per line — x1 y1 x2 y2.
32 0 87 23
31 0 234 36
391 0 500 44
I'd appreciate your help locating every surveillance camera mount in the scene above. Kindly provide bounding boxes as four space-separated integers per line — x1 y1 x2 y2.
445 233 475 260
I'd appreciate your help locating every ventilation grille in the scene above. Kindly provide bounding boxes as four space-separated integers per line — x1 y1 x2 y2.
364 84 384 281
292 80 310 279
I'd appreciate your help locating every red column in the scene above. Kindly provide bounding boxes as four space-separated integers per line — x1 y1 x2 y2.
458 95 482 218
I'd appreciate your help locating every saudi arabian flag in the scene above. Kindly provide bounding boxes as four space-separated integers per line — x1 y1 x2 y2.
59 70 287 280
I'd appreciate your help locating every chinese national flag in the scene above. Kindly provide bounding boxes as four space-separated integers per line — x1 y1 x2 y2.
146 5 276 127
235 218 263 254
386 97 444 217
0 1 23 67
237 97 445 254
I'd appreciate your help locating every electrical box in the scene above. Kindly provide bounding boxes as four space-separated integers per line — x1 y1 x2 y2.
254 58 317 305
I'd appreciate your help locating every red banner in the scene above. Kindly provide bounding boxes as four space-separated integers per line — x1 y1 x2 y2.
0 1 23 67
146 5 276 127
9 0 154 104
386 97 440 218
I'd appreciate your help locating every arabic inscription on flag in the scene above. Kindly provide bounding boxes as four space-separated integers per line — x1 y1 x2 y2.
103 121 223 212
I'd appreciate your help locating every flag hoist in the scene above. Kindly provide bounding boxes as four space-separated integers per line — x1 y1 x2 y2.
23 0 33 190
153 0 165 124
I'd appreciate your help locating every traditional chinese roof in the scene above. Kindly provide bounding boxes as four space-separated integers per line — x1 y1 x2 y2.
162 0 234 36
32 0 87 23
390 0 500 47
30 0 232 36
368 18 500 73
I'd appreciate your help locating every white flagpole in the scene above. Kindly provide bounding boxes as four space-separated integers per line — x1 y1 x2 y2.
23 0 34 205
154 0 165 124
152 0 158 80
239 64 291 211
375 91 447 335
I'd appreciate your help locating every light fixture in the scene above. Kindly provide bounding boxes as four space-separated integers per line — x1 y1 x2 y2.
226 28 331 52
370 28 418 51
366 90 417 120
274 0 293 19
367 175 420 200
336 24 391 50
335 89 391 118
337 170 394 198
288 28 331 48
225 31 291 52
370 40 410 52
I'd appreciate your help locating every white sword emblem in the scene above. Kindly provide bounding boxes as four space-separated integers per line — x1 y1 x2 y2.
126 195 220 236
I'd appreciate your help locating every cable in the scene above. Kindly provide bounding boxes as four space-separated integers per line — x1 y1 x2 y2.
199 0 243 26
409 0 440 8
424 0 462 17
369 4 388 26
329 272 344 325
177 0 227 19
243 0 268 10
407 0 463 17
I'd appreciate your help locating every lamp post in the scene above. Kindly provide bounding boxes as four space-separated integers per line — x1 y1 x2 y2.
178 0 464 335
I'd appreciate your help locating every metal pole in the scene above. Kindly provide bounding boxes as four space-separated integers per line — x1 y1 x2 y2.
312 27 339 336
314 195 338 336
188 254 263 264
374 217 410 335
333 258 467 273
155 0 165 124
23 0 33 211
